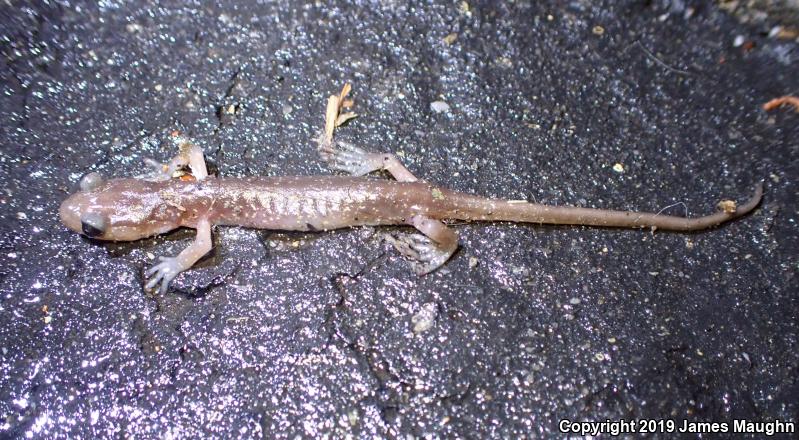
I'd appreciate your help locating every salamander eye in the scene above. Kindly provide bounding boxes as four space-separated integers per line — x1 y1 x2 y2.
80 212 107 238
79 172 104 192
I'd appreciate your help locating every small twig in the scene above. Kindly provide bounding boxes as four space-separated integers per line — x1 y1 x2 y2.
320 83 357 147
635 41 692 76
762 95 799 112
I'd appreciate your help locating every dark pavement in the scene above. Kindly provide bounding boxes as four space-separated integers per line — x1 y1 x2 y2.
0 1 797 438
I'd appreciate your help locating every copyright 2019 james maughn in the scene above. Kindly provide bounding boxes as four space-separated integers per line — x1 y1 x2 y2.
559 418 795 436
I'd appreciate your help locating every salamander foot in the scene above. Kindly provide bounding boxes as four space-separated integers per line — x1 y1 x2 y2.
145 256 184 294
384 233 456 275
318 141 379 176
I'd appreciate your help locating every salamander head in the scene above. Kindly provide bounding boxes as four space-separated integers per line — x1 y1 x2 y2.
59 173 177 241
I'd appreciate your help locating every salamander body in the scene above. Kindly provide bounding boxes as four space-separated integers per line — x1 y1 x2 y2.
59 86 763 293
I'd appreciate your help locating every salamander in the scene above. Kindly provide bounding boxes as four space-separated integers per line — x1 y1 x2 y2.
59 85 763 293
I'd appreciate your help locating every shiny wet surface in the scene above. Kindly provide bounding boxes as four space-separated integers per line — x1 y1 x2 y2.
1 1 797 438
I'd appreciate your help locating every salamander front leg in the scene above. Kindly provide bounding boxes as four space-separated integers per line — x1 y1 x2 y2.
145 219 213 293
385 215 459 274
166 133 208 180
141 133 209 181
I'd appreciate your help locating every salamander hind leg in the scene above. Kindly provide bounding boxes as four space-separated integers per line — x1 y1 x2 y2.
319 141 419 182
319 141 380 176
385 215 458 275
315 83 418 182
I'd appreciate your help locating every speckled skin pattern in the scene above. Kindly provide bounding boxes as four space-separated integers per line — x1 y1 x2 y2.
59 175 762 242
59 176 439 238
4 1 797 437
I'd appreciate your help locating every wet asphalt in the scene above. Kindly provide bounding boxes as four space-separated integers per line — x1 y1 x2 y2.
0 1 797 438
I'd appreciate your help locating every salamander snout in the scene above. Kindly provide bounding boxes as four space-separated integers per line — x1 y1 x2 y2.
59 192 93 237
60 175 178 241
59 172 110 239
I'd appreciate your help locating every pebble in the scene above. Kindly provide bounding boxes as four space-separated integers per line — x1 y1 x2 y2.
430 101 450 113
412 302 438 333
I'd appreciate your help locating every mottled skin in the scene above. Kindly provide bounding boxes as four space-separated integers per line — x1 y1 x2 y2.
60 176 464 235
60 175 764 237
59 147 763 293
58 88 763 293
